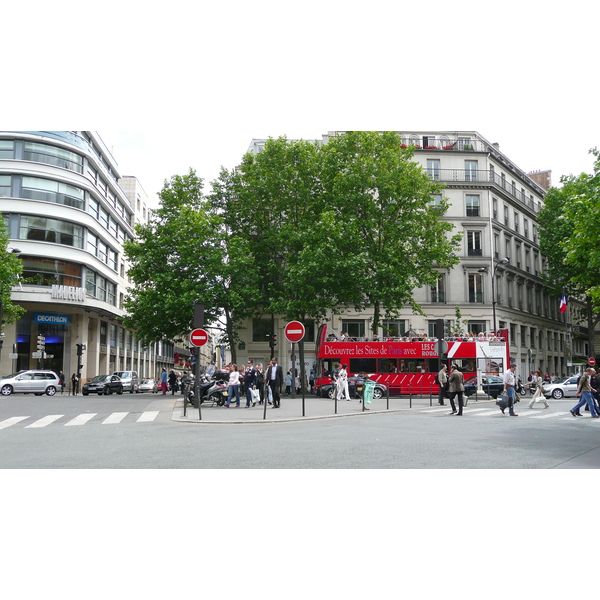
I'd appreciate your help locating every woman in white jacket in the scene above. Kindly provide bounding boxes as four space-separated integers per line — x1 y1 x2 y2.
528 371 549 409
337 364 350 401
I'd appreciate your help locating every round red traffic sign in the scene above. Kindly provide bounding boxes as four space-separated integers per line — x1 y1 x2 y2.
284 321 305 343
189 328 209 347
589 357 596 366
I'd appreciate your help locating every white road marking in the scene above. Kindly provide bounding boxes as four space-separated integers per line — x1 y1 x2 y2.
102 412 129 424
137 411 159 422
0 416 30 430
64 413 98 426
25 415 64 428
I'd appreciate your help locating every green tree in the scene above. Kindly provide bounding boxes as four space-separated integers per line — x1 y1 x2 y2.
538 149 600 356
0 221 24 331
319 131 462 334
122 169 258 362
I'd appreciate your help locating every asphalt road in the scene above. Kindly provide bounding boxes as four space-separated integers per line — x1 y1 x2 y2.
1 392 599 468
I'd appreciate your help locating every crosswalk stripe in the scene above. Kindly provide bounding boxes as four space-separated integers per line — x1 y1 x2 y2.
463 408 492 414
424 408 450 413
64 413 98 426
137 411 159 422
102 412 129 424
528 411 570 419
0 416 30 430
25 415 64 428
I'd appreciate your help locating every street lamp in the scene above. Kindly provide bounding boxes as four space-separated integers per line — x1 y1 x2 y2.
479 257 509 335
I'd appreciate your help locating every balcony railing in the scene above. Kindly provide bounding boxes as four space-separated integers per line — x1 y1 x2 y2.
426 169 542 212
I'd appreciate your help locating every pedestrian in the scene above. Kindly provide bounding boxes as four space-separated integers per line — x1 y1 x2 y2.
224 364 241 407
528 370 549 409
168 370 177 395
309 369 315 393
570 368 599 418
285 370 292 395
71 372 79 395
266 358 284 408
436 364 448 406
337 364 350 401
501 364 518 416
256 363 265 405
58 370 66 394
447 364 465 415
295 372 301 394
243 360 257 407
180 371 189 397
160 368 168 395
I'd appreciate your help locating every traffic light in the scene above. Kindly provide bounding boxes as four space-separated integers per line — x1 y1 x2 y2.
434 319 445 340
76 343 86 373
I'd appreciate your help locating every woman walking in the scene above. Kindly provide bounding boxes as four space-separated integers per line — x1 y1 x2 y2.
337 364 350 401
528 370 549 408
225 364 241 407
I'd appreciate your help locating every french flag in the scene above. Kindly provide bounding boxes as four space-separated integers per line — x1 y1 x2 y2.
559 294 568 313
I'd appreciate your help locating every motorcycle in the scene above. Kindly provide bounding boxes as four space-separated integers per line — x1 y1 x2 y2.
188 371 230 407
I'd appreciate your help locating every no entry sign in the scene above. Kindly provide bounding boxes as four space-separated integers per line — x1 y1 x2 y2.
285 321 305 343
189 328 209 347
589 357 596 366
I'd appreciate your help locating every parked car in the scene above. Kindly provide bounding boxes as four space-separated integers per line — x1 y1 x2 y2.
0 370 61 396
138 378 158 393
82 374 124 396
542 376 580 399
112 370 139 393
463 375 505 399
315 375 387 400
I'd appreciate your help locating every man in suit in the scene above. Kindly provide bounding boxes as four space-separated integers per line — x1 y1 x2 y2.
266 358 284 408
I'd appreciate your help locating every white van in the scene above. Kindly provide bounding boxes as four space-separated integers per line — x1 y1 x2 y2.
112 370 139 393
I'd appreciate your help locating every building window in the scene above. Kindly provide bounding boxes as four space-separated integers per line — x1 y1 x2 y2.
431 274 446 303
467 231 482 256
427 159 440 181
21 176 84 210
21 257 81 287
0 174 12 197
342 320 366 340
382 320 407 338
19 215 83 248
514 212 519 233
466 194 480 217
465 160 478 182
430 194 442 208
468 273 484 303
0 139 15 159
252 318 272 342
492 197 498 220
23 141 83 173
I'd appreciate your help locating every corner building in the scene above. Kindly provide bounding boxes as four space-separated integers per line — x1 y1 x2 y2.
0 131 166 380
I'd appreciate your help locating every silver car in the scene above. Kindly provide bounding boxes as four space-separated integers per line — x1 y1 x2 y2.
542 376 580 399
0 370 61 396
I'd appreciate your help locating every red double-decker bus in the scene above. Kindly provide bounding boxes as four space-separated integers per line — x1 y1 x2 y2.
314 324 510 395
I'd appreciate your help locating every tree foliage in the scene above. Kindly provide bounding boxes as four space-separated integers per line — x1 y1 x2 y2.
0 220 24 328
538 148 600 355
124 133 463 351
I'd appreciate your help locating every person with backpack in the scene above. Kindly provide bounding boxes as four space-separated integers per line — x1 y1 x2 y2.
436 364 448 406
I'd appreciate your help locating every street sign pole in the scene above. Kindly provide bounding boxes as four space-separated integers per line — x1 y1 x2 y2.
290 343 296 399
284 321 306 409
299 339 306 416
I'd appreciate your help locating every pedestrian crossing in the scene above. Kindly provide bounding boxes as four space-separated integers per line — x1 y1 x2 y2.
0 410 164 430
424 406 600 422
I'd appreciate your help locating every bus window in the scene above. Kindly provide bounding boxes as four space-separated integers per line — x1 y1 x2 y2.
378 358 397 373
350 358 377 373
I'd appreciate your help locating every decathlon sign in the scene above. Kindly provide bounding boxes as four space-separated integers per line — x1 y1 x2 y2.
51 285 86 302
34 313 70 325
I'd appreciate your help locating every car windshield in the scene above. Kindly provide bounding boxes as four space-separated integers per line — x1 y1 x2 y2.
90 375 108 382
550 378 569 385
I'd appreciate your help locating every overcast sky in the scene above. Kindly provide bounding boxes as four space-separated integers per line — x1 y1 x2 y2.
6 0 599 208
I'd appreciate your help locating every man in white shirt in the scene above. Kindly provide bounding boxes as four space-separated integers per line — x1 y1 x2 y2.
502 365 518 416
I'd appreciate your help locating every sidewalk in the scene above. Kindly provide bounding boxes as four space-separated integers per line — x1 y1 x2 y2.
170 392 498 424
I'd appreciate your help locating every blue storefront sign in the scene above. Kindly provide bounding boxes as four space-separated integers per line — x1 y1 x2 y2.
34 313 70 325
